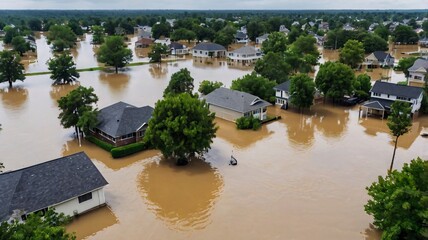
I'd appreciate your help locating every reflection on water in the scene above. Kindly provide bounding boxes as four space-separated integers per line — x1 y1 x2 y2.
193 58 227 69
313 105 350 139
50 84 79 106
98 72 130 96
66 206 118 240
362 224 382 240
138 158 224 231
149 63 168 79
0 87 28 110
281 109 315 149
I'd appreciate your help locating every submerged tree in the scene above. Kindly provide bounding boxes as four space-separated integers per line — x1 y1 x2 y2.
96 36 132 73
387 101 412 172
91 25 105 45
144 93 217 165
315 61 355 102
353 74 372 100
11 36 30 56
198 80 223 95
48 53 80 85
163 68 194 97
289 74 315 111
365 158 428 239
57 86 98 136
339 39 365 69
148 43 168 64
47 25 77 52
0 50 25 88
231 72 276 102
254 52 291 84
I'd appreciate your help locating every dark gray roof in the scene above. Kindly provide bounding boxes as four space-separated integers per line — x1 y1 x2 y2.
372 51 391 61
204 87 271 113
0 152 108 221
408 58 428 72
256 34 269 40
96 102 154 137
231 46 257 55
235 31 247 39
169 42 185 50
371 81 423 99
363 97 395 110
193 42 226 51
273 81 290 92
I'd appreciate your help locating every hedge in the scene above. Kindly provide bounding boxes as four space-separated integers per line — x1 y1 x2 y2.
86 136 114 152
111 141 147 158
236 116 261 130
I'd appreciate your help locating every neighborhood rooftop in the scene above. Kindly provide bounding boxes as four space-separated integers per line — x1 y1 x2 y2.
193 42 226 51
230 45 258 55
273 81 290 92
204 87 271 113
408 58 428 72
0 152 108 222
371 81 423 99
97 101 154 138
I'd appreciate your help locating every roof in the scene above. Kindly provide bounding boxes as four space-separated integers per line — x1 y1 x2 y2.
96 102 154 137
371 81 423 99
135 38 153 45
169 42 186 50
408 58 428 72
372 51 391 61
204 87 271 113
230 46 257 55
273 81 290 92
363 98 395 110
0 152 108 222
235 31 247 39
193 42 226 51
256 34 269 40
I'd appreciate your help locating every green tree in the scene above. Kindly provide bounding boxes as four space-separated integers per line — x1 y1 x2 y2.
396 57 418 78
198 80 223 95
57 86 98 136
365 158 428 240
315 61 355 102
152 22 171 39
3 26 19 44
91 25 105 44
171 28 196 42
423 21 428 33
261 32 288 54
247 21 266 41
362 34 388 53
387 101 412 172
163 68 194 97
231 72 276 102
289 74 316 110
68 19 84 36
374 25 390 41
47 25 77 52
353 74 372 100
287 35 320 73
47 53 79 85
0 50 25 88
28 18 42 31
144 93 217 165
148 43 169 64
339 39 365 69
96 36 132 74
0 209 75 240
254 52 291 84
393 25 419 44
11 36 30 56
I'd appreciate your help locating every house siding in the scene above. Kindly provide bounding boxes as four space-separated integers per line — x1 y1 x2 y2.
192 50 226 58
52 188 106 217
209 105 243 122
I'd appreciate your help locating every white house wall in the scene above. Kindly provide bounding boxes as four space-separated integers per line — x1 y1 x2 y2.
51 188 106 217
371 92 423 113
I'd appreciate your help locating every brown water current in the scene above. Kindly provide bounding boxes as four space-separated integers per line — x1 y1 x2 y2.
1 36 428 239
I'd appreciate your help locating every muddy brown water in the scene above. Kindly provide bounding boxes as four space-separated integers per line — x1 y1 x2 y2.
1 35 428 240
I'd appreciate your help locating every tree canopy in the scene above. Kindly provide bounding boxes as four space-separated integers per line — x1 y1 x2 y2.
47 53 80 85
261 32 288 54
47 25 77 52
289 74 316 110
144 93 217 165
315 61 355 102
57 86 98 135
396 57 418 78
198 80 223 95
254 52 291 84
0 50 25 88
393 25 419 44
96 36 133 73
339 39 365 69
365 158 428 240
231 72 276 102
148 43 169 64
91 25 105 44
11 36 31 56
163 68 194 97
353 74 372 100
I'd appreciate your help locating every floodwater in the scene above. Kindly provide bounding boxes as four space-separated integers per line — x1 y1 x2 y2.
1 35 428 240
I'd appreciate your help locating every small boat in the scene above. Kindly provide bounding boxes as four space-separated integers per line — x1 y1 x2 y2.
421 133 428 137
230 155 238 166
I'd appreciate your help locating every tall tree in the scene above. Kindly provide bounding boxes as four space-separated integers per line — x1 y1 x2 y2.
28 18 42 31
315 61 355 102
261 32 288 54
365 158 428 240
148 43 169 64
339 39 365 69
387 101 412 172
231 72 276 102
247 21 266 41
362 34 388 53
163 68 194 97
254 52 291 84
353 74 372 100
48 53 80 85
91 25 105 45
57 86 98 136
96 36 133 74
152 22 171 39
3 26 19 44
47 25 77 52
11 36 30 56
144 93 217 165
198 80 223 95
0 50 25 88
393 25 419 44
289 74 316 111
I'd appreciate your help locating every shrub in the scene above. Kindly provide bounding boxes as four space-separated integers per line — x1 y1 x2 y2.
86 135 114 151
111 141 147 158
236 116 261 130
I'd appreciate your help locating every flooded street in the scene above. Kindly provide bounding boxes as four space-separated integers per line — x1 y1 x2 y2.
1 35 428 240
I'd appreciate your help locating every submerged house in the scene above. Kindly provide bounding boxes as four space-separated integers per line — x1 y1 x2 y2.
408 58 428 88
361 81 423 119
234 31 249 43
91 102 154 147
169 42 189 55
192 42 227 58
256 33 269 45
204 87 271 122
0 152 108 222
135 38 154 48
273 81 291 106
227 46 261 64
363 51 394 68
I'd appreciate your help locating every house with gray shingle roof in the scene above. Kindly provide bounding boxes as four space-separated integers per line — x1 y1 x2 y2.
91 101 154 147
408 58 428 87
203 87 271 122
273 81 291 106
169 42 189 55
0 152 108 222
256 33 269 45
361 81 424 119
234 31 248 43
192 42 227 58
363 51 394 68
227 46 261 63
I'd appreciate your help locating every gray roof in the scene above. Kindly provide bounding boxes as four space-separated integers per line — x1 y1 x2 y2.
371 81 423 99
256 34 269 40
0 152 108 221
230 46 257 55
193 42 226 51
363 98 395 110
408 58 428 72
372 51 392 61
169 42 185 50
235 31 247 39
273 81 290 92
204 87 271 113
97 102 154 137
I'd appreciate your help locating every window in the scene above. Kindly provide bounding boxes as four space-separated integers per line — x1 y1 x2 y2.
397 96 410 101
373 92 381 97
78 192 92 203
